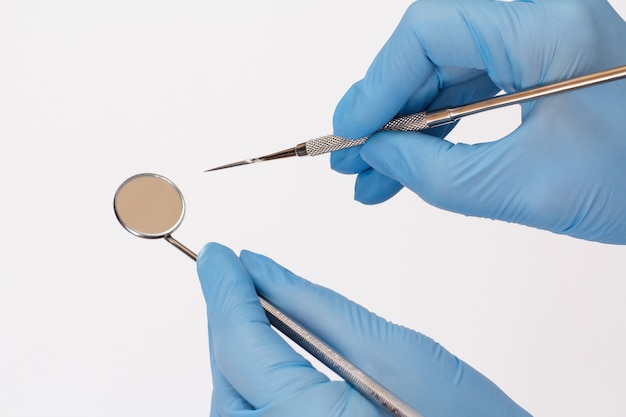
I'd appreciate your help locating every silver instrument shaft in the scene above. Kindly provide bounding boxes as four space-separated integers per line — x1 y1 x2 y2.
206 64 626 171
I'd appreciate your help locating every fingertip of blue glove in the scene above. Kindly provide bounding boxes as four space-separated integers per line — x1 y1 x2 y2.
354 169 404 205
238 249 266 269
330 147 371 175
359 133 407 176
240 250 314 300
239 249 282 291
333 82 371 139
197 242 252 307
197 242 235 271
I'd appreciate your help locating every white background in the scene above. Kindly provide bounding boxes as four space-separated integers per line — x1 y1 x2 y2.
1 1 625 416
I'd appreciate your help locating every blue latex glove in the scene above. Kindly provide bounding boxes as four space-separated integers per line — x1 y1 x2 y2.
332 0 626 244
198 242 531 417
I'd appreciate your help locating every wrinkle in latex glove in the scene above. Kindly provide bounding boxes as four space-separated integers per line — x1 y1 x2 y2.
332 0 626 244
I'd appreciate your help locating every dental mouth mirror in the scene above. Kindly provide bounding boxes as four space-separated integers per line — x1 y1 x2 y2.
113 173 424 417
114 173 196 260
205 64 626 172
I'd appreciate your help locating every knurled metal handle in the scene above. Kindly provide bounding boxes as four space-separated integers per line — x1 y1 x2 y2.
305 135 368 156
304 112 429 156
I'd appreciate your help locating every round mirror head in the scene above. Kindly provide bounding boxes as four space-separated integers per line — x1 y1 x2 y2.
114 173 185 239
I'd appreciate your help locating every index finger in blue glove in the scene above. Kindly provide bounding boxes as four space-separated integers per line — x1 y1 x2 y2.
331 0 614 175
335 0 611 137
332 0 492 143
240 249 532 417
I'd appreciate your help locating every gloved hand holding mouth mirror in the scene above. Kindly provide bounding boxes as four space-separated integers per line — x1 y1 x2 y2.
113 173 424 417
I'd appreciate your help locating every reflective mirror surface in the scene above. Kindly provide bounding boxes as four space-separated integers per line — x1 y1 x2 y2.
114 173 185 238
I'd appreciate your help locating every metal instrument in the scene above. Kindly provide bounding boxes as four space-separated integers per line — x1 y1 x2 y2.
114 173 424 417
206 64 626 172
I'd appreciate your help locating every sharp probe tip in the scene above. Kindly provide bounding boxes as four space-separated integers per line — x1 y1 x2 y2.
205 145 301 172
204 159 256 172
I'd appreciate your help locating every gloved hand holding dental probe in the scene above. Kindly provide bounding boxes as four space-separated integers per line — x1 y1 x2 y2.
198 243 531 417
332 0 626 244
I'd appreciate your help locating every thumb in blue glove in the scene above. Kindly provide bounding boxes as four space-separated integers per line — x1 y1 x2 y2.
198 242 531 417
332 0 626 244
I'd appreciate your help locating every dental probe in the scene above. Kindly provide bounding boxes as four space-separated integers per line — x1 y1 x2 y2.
205 64 626 172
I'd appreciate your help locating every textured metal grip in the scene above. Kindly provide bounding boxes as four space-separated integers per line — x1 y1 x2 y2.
259 296 423 417
305 135 368 156
381 112 429 131
304 112 429 156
